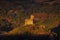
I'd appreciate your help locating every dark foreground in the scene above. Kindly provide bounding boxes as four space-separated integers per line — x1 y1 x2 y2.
0 24 60 40
0 33 60 40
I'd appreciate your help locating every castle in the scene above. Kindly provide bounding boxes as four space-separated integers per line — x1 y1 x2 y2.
24 15 34 26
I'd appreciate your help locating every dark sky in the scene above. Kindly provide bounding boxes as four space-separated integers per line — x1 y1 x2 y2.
0 0 60 2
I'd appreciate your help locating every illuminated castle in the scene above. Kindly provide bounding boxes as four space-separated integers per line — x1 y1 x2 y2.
24 15 34 26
